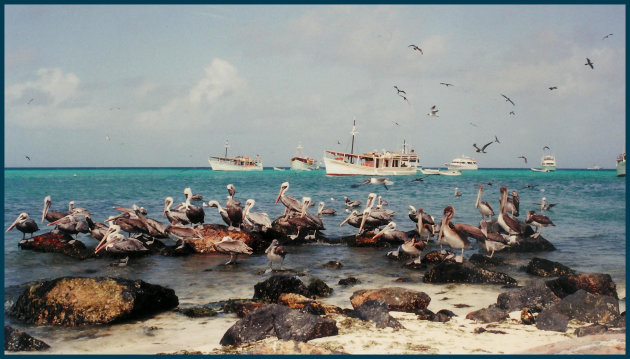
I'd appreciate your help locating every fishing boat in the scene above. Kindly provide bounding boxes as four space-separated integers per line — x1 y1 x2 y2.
616 153 625 177
444 155 478 170
290 143 319 171
541 154 557 171
323 120 420 176
208 140 262 171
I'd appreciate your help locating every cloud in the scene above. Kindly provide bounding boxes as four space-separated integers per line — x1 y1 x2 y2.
188 59 246 105
6 67 80 106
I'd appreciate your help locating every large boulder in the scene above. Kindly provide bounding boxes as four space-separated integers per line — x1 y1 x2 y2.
17 231 94 260
423 261 518 286
346 299 404 329
496 281 560 312
422 250 452 264
545 273 618 299
4 326 50 352
307 278 333 297
526 258 576 277
535 310 569 332
546 289 620 325
187 224 268 254
465 305 509 323
350 287 430 313
253 275 311 303
219 304 338 346
9 277 178 326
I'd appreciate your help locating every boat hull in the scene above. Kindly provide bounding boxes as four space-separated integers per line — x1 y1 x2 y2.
208 159 263 171
616 160 626 177
290 159 319 171
444 156 478 170
323 157 417 176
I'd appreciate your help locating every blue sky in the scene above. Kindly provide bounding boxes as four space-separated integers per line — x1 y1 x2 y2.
4 4 625 168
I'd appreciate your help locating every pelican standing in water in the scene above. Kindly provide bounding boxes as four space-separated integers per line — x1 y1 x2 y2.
242 199 272 232
454 187 462 197
317 202 336 216
525 210 555 238
213 236 253 265
6 212 39 240
265 239 287 271
438 206 471 263
343 196 362 210
475 185 495 220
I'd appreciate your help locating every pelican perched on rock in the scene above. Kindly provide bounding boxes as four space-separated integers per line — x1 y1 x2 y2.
479 221 510 257
213 236 252 265
497 186 523 235
225 184 244 229
6 212 39 240
242 199 272 232
357 193 394 234
276 182 302 215
41 196 68 223
47 213 89 239
85 215 110 241
525 210 555 238
505 190 520 217
205 200 234 229
475 185 495 220
68 201 90 216
438 206 471 263
95 224 149 255
183 187 205 224
372 221 408 244
401 236 426 264
163 197 190 225
408 206 435 226
317 202 336 216
265 239 287 270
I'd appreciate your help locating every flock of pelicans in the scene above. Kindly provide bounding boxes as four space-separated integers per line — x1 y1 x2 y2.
6 181 556 267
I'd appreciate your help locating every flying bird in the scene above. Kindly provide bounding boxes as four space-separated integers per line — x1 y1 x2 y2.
408 44 423 54
106 135 111 141
399 95 409 103
501 94 515 106
440 82 454 87
27 98 34 104
509 111 515 116
543 146 550 151
517 155 528 164
393 121 400 126
352 177 393 190
603 33 613 39
25 155 30 161
427 105 439 117
494 135 500 144
473 142 493 153
394 86 406 95
548 86 558 90
585 58 594 69
469 122 478 127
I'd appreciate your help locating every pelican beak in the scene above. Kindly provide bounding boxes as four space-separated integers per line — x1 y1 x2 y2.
275 187 284 204
340 212 354 226
242 203 251 221
41 201 51 223
373 230 384 239
6 216 20 232
47 214 70 226
95 228 114 253
358 211 368 234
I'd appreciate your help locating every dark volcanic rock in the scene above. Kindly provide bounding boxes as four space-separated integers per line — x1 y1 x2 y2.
277 293 341 315
18 231 94 260
178 305 218 318
347 299 404 329
433 309 457 322
548 289 620 324
526 257 576 277
221 300 265 318
341 232 394 247
4 325 50 352
219 304 338 346
307 278 333 297
424 261 518 286
469 253 506 267
422 250 452 264
323 261 343 269
496 281 560 312
338 277 361 286
465 305 509 323
545 273 618 299
416 308 436 321
253 275 311 303
501 235 556 252
574 323 609 337
350 287 431 313
535 310 568 332
9 277 178 326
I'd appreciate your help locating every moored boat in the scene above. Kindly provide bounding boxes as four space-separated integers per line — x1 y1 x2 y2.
531 168 550 173
444 155 478 170
419 168 440 175
616 153 625 177
290 143 319 171
208 140 262 171
587 165 602 170
438 169 462 176
541 155 557 171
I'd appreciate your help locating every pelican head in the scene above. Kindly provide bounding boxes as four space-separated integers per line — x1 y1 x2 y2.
275 182 290 204
373 221 396 239
95 224 120 254
300 197 311 217
7 212 29 232
227 184 236 198
340 210 360 226
163 197 174 217
42 196 52 222
243 199 255 220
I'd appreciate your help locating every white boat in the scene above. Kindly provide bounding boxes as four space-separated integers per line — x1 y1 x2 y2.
290 143 319 171
438 169 462 176
323 120 420 176
531 168 550 173
616 153 625 177
273 167 286 171
208 140 262 171
587 165 602 170
541 155 557 171
444 155 478 170
420 168 440 175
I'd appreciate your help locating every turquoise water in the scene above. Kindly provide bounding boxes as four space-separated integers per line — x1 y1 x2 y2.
2 168 626 351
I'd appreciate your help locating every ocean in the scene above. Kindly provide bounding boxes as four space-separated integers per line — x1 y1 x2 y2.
3 168 626 353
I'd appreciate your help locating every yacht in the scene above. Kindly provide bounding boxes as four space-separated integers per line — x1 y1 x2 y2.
444 155 478 170
616 153 625 177
541 155 557 171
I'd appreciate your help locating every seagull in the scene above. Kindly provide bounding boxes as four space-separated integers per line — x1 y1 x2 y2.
427 105 439 117
25 155 30 161
394 86 406 95
501 94 515 106
408 44 423 54
603 33 613 39
585 58 594 69
440 82 454 87
473 142 493 153
494 135 500 144
548 86 558 90
509 111 515 116
517 155 528 164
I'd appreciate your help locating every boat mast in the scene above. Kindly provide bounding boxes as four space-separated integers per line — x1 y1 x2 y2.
297 143 303 158
224 140 229 158
402 139 407 154
350 119 357 164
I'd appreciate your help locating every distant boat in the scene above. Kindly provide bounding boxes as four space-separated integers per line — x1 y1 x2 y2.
541 154 557 171
273 167 286 171
444 155 478 170
208 140 262 171
290 143 319 171
438 169 462 176
587 165 602 170
616 153 625 177
419 168 440 175
531 168 550 173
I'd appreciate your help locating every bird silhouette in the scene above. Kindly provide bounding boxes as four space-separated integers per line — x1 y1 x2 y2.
548 86 558 90
517 155 528 164
427 105 439 117
394 86 406 95
603 33 613 39
585 58 594 69
543 146 550 151
501 94 515 106
473 142 493 153
509 111 515 116
25 155 31 161
440 82 454 87
494 135 500 144
408 44 423 54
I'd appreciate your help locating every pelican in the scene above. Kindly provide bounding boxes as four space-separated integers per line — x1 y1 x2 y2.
517 155 528 164
505 190 520 217
497 186 522 235
265 239 287 270
85 215 110 241
213 236 253 265
205 200 234 229
225 184 244 228
479 221 510 258
41 196 68 223
47 214 89 239
454 187 462 197
317 202 336 216
352 177 393 190
394 86 406 95
534 197 557 212
437 206 470 263
473 142 493 153
68 201 89 216
115 205 168 239
95 224 149 255
299 197 325 235
357 193 393 234
242 199 272 232
401 236 426 264
6 212 39 240
427 105 439 117
440 82 454 87
414 207 435 241
372 221 408 244
163 197 190 225
475 185 495 220
183 188 205 224
104 213 147 237
408 205 435 226
585 58 594 69
501 94 515 106
165 224 203 249
275 182 302 215
525 210 555 238
344 196 362 209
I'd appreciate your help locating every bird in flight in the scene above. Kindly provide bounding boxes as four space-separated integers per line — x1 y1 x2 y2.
473 142 493 153
393 121 400 126
27 98 34 104
394 86 406 95
106 135 111 141
501 94 515 106
509 111 516 116
548 86 558 90
427 105 439 117
517 155 528 164
543 145 550 151
400 95 410 104
408 44 423 54
469 122 478 127
337 140 341 145
585 58 594 69
440 82 454 87
494 135 500 144
25 155 31 161
603 33 613 39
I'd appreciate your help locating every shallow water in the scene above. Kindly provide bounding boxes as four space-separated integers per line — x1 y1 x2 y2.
3 168 626 353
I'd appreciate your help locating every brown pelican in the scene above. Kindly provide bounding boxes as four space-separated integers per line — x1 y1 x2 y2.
533 197 557 212
603 33 613 39
473 142 493 153
440 82 454 87
343 196 362 210
299 197 325 234
104 213 147 237
414 207 435 241
317 202 336 216
475 185 495 220
340 210 363 229
517 155 528 164
454 187 462 197
6 212 39 240
401 236 426 264
353 177 393 190
505 190 520 216
408 205 435 226
190 194 203 202
41 196 68 223
377 195 388 207
204 200 232 228
47 214 89 239
163 196 191 225
501 94 515 106
479 221 510 257
437 206 470 263
213 236 252 265
427 105 439 117
357 193 393 234
165 224 203 249
265 239 287 270
95 224 149 255
585 58 594 69
275 182 302 215
115 205 168 239
525 210 555 238
372 221 408 244
497 186 522 235
549 86 558 90
68 201 89 216
85 215 110 241
408 44 423 54
242 199 272 232
183 188 205 224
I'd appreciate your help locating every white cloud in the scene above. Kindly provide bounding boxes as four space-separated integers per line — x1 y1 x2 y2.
188 58 246 105
6 67 79 106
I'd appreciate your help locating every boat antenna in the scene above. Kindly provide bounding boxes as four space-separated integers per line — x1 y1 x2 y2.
224 140 229 158
297 142 303 157
350 118 357 163
402 139 407 154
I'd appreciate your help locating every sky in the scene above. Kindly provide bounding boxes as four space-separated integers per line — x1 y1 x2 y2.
4 4 626 168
